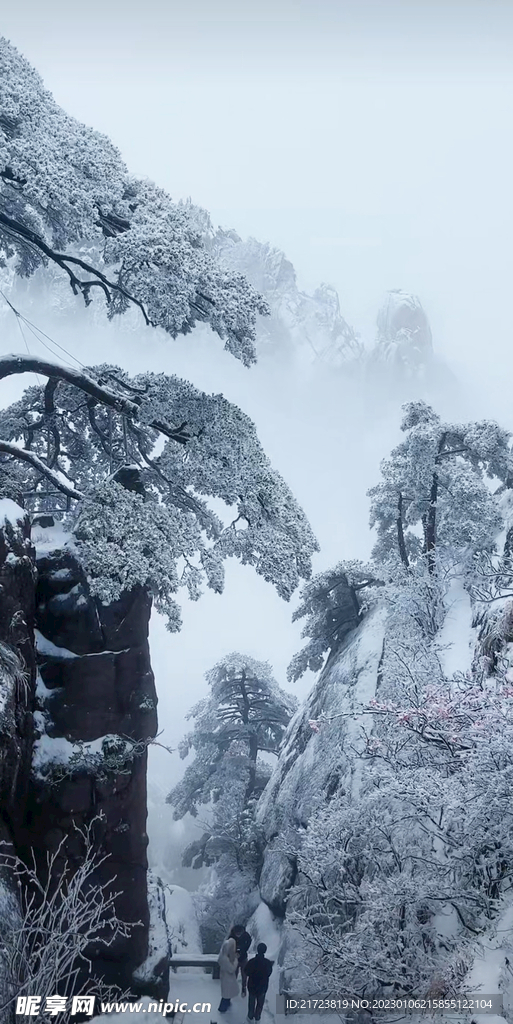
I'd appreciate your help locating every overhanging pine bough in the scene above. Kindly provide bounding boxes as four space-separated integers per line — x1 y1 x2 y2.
0 37 270 367
0 357 318 629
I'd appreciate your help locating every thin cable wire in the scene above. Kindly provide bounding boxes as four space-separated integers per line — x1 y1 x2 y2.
0 291 97 514
20 319 77 371
0 290 86 371
17 311 87 370
0 290 42 384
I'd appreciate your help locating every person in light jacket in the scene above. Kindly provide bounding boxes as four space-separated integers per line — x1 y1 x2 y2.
217 929 240 1013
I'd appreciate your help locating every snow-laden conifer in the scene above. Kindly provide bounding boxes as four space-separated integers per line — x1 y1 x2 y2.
368 401 511 572
0 358 318 629
169 652 298 824
282 402 513 1000
0 38 268 365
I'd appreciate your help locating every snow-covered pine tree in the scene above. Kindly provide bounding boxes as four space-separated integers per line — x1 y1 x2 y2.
287 560 382 683
286 399 510 686
280 401 513 1000
368 400 511 573
169 653 298 949
0 38 320 992
0 358 318 631
0 38 268 366
0 40 318 628
169 652 298 827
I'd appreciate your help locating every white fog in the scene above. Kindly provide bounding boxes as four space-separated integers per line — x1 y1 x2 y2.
1 2 513 1020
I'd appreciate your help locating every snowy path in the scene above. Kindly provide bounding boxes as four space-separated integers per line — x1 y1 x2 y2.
168 973 259 1023
94 969 277 1021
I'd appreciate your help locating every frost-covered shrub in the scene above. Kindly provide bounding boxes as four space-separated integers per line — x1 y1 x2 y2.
286 573 513 997
0 821 132 1022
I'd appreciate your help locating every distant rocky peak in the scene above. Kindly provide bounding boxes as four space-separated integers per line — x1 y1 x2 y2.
212 229 297 299
371 289 434 374
212 229 362 365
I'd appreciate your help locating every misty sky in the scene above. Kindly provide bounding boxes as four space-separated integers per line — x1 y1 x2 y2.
3 0 513 379
2 0 513 880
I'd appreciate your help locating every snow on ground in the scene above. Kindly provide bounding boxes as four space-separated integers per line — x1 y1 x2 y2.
463 897 513 1024
92 972 265 1022
95 897 284 1021
438 578 477 678
165 884 202 956
246 901 283 1023
31 520 76 555
0 497 26 526
93 995 165 1021
167 970 275 1024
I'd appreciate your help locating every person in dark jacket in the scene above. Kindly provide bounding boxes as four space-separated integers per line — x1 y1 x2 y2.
245 942 274 1021
233 924 252 996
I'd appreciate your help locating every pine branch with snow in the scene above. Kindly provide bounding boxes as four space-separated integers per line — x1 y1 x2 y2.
0 361 318 628
0 39 269 365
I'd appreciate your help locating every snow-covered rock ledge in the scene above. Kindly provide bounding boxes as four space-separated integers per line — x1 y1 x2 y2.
257 604 387 914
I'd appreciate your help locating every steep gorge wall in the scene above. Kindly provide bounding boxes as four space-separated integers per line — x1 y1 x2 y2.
0 510 165 997
256 604 386 918
29 524 161 992
0 502 37 923
244 604 387 1003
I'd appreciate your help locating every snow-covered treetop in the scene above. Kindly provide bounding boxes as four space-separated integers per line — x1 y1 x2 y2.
169 651 298 821
288 403 513 681
368 401 512 571
0 355 318 629
288 560 382 682
204 651 298 728
211 230 297 300
0 39 269 365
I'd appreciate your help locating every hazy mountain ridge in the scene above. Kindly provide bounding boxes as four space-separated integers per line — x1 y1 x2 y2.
210 227 443 383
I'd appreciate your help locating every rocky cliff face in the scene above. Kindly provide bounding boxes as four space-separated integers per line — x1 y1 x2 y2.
211 234 446 388
368 289 434 380
0 501 37 975
0 507 165 998
24 518 160 993
256 604 386 917
241 603 387 1004
212 229 363 366
0 501 36 853
212 236 454 409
